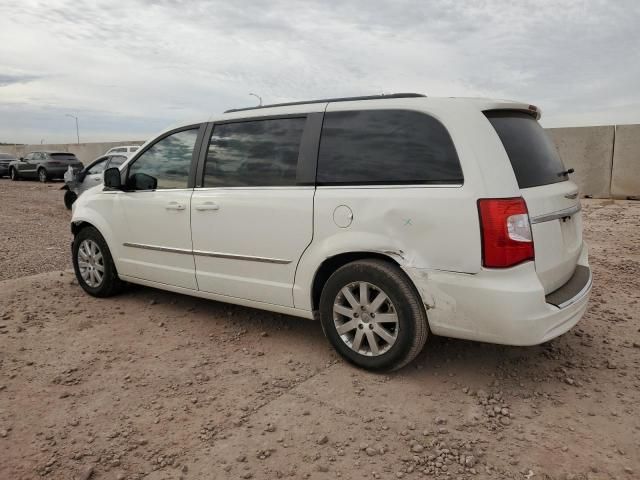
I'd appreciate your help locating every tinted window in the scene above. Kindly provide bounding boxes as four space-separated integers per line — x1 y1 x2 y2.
50 153 78 161
127 128 198 190
204 118 305 187
108 155 127 168
485 111 566 188
317 110 462 185
87 158 108 174
0 153 15 160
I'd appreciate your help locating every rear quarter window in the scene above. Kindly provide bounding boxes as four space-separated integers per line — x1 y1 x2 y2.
485 111 567 189
317 109 463 185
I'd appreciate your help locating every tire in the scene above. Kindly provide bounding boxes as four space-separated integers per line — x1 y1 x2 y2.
10 168 19 181
319 259 429 371
38 168 48 183
64 190 77 210
72 226 124 297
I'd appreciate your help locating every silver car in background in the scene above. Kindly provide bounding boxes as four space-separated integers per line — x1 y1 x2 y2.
62 153 129 209
9 151 84 182
0 152 17 177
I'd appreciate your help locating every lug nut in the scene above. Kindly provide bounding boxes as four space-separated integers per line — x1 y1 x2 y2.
369 324 374 329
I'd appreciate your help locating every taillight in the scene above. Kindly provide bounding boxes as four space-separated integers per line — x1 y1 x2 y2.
478 197 534 268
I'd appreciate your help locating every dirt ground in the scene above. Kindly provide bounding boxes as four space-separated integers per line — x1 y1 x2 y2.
0 179 639 480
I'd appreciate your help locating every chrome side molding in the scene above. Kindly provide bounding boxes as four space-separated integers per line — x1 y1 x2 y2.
123 242 291 264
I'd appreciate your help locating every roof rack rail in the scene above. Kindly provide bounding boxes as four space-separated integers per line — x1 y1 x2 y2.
224 93 426 113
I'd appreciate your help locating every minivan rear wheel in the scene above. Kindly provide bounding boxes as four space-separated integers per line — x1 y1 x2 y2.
72 226 124 297
319 259 428 371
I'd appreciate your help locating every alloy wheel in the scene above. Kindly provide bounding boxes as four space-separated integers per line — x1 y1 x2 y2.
333 281 399 356
77 239 105 288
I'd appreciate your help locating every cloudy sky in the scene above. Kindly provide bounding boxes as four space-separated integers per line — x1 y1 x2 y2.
1 0 639 144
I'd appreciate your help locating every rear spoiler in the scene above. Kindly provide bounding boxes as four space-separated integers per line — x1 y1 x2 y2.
482 102 541 120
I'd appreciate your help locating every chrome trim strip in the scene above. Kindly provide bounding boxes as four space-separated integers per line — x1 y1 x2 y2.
192 250 291 264
530 204 581 224
123 242 192 255
123 242 291 264
557 268 593 309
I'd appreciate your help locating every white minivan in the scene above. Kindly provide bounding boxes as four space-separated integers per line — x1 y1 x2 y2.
70 93 591 370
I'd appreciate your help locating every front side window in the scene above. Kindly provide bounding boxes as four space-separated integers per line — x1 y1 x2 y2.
87 158 108 174
317 109 463 185
203 118 305 187
127 128 198 190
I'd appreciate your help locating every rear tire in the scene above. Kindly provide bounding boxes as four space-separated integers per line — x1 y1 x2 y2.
64 190 78 210
319 259 428 371
10 168 19 181
72 226 124 297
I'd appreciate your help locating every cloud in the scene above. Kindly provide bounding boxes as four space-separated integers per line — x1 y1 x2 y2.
0 73 42 87
0 0 638 143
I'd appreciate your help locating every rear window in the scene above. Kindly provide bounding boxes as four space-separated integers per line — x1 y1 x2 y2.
50 153 78 160
485 111 566 189
0 153 16 160
317 109 463 185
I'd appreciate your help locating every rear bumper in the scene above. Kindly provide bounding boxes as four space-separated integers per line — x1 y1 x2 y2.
404 242 591 346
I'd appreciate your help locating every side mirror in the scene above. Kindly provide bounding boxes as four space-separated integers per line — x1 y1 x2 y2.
103 167 122 190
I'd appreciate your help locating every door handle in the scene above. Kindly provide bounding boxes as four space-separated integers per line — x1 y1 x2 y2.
195 202 220 211
165 202 186 211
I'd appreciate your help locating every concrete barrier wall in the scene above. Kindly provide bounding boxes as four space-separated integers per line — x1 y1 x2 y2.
1 124 638 198
546 126 615 198
2 141 145 165
611 124 640 199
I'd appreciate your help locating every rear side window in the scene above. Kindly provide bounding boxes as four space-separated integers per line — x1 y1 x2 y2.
317 109 462 185
204 118 305 187
485 111 566 189
49 153 78 161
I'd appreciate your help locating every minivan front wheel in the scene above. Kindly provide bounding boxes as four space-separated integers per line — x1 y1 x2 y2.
72 226 124 297
319 259 428 371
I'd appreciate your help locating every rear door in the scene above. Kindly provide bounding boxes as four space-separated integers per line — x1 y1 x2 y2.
485 111 582 293
190 115 320 306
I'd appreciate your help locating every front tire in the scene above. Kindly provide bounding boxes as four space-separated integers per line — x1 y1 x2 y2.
64 190 77 210
72 226 124 297
319 259 429 371
38 168 48 183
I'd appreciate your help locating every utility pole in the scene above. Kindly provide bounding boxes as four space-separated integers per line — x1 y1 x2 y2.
65 114 80 144
249 93 263 106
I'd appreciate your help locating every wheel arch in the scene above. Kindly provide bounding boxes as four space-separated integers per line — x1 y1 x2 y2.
310 251 401 313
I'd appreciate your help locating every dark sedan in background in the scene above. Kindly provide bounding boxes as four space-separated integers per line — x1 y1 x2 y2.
0 152 17 177
9 151 84 182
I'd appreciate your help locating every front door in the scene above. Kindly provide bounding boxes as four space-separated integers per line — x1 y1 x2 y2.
190 117 316 307
113 126 203 289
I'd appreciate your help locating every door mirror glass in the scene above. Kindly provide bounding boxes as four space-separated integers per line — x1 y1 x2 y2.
127 172 157 191
104 167 123 190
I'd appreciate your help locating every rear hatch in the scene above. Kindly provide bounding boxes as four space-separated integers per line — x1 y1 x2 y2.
485 111 582 294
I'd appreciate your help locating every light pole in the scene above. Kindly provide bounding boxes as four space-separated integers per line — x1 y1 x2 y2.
65 114 80 144
249 93 263 106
